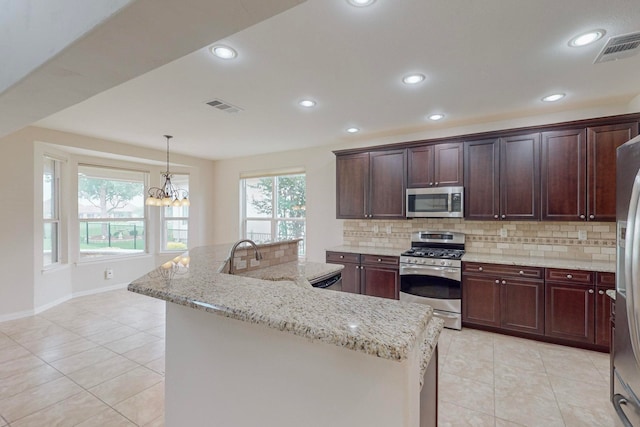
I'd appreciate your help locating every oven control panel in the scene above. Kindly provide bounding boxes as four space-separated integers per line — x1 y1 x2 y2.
399 256 460 268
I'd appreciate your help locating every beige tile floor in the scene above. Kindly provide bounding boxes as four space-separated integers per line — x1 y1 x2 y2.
0 289 617 426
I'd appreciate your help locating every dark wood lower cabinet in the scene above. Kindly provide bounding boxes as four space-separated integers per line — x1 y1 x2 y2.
326 251 399 299
462 275 500 327
463 263 613 350
462 265 543 335
361 266 399 300
501 278 544 335
544 281 594 343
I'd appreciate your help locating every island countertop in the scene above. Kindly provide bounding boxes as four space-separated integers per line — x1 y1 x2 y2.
128 244 443 362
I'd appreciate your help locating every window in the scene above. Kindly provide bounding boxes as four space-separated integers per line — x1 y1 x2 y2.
162 174 189 251
43 157 61 266
78 165 146 258
241 173 306 254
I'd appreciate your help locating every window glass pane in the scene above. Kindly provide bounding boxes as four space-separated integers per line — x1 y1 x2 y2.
163 174 190 218
43 158 55 219
78 165 144 218
245 220 272 243
43 222 58 266
79 221 145 258
245 177 272 218
276 175 306 218
164 220 188 251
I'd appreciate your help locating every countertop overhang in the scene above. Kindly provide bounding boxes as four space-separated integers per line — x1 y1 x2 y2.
128 243 442 362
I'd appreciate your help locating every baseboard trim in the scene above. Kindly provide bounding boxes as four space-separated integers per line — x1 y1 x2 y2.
72 282 129 298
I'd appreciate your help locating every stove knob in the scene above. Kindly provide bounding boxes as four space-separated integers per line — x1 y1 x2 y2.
440 260 446 266
430 259 436 265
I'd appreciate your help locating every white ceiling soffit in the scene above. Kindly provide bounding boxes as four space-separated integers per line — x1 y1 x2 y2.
0 0 133 95
0 0 305 140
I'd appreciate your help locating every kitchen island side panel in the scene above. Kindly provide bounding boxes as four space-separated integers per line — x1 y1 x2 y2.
165 302 426 427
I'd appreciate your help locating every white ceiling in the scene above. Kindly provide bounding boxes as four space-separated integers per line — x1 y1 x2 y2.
34 0 640 160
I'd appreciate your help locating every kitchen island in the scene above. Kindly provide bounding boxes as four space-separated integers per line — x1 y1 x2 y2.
128 242 443 427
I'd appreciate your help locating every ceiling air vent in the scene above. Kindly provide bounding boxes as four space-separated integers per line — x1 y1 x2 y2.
594 31 640 63
206 98 243 113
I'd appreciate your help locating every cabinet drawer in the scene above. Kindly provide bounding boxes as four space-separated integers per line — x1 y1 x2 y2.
463 262 543 279
545 268 594 285
361 254 399 267
326 251 360 264
597 272 615 287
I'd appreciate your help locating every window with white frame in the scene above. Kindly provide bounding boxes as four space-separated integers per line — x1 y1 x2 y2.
78 165 146 258
162 174 189 251
241 173 306 254
43 156 61 266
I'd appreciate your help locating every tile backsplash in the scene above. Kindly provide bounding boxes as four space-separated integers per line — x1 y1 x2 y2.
231 240 300 273
342 219 616 262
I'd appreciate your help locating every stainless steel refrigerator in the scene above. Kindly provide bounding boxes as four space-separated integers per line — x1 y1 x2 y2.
614 133 640 426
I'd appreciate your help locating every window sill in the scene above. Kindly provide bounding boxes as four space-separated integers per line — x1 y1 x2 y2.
75 253 152 265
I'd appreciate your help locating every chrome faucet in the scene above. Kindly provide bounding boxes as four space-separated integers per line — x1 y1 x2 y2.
228 239 263 274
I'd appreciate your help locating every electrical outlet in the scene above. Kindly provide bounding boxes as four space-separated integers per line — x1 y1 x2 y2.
499 228 508 238
105 268 114 280
578 230 587 241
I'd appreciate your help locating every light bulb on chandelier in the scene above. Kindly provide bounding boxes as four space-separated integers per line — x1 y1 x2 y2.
145 135 190 207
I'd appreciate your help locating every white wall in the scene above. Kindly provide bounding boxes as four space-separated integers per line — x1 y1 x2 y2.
0 126 217 320
210 102 640 264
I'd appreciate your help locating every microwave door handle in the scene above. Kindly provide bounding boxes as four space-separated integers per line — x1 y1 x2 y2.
448 193 452 212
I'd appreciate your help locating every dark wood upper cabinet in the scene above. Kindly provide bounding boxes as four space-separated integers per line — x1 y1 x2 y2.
335 150 405 219
541 129 587 221
464 134 539 220
369 150 406 218
587 122 639 222
500 133 540 220
407 142 463 188
541 122 638 222
336 153 369 219
464 138 500 220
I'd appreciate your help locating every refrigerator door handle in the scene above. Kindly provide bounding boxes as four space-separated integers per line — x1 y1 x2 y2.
613 394 635 427
625 171 640 369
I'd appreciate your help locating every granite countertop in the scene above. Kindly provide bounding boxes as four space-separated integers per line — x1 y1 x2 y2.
237 260 343 285
606 289 616 301
128 243 442 364
461 253 616 273
327 245 402 257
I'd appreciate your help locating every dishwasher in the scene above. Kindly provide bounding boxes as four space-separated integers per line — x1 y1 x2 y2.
310 272 342 291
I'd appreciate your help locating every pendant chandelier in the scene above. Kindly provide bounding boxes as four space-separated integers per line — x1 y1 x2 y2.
145 135 190 207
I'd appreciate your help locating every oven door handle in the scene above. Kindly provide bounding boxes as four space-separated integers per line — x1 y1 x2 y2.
400 265 460 280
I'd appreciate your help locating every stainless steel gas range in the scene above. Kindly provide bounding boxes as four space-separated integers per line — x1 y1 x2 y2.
399 231 465 330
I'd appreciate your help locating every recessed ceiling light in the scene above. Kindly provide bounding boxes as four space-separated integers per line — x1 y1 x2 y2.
542 93 566 102
402 73 426 85
428 114 445 121
299 99 316 108
347 0 376 6
569 30 606 47
346 127 360 133
210 44 237 59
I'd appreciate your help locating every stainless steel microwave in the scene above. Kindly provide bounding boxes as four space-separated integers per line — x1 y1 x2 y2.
406 187 464 218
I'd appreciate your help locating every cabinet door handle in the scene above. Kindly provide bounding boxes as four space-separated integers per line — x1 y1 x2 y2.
501 280 507 285
495 279 500 284
339 255 344 259
501 215 506 219
377 258 382 262
588 289 594 294
580 214 585 219
567 274 573 279
429 182 433 186
519 270 524 275
435 182 439 186
589 214 595 220
494 215 499 219
478 267 483 271
599 290 605 295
